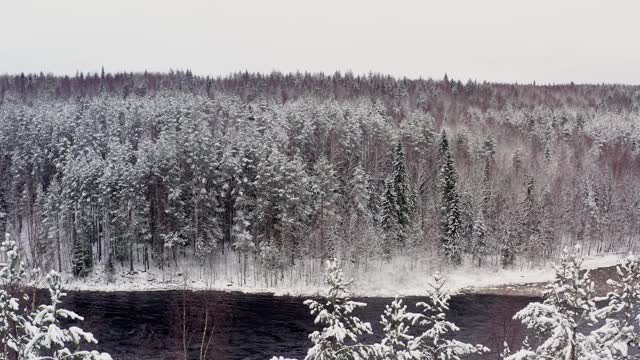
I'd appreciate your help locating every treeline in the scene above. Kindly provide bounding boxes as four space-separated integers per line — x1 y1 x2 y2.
1 71 640 277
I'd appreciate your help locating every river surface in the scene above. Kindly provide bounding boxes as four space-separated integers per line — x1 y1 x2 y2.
62 291 537 360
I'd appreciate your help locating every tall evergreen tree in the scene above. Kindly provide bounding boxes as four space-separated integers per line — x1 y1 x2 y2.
312 155 340 249
380 178 399 257
392 141 415 228
503 176 540 267
345 166 376 258
439 131 462 265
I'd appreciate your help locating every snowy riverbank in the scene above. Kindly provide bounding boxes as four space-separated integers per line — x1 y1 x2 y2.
60 252 625 297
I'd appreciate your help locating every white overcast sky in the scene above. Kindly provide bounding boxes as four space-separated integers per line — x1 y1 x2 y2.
2 0 639 84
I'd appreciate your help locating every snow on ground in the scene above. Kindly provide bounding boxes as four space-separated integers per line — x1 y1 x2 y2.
60 252 625 297
348 252 623 297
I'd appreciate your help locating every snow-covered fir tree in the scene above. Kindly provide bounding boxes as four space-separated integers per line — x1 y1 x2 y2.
584 254 640 358
392 141 415 229
271 267 490 360
409 272 488 359
439 131 462 265
0 235 111 360
380 178 400 257
345 166 376 259
0 237 28 358
507 245 598 360
303 259 375 360
377 296 421 360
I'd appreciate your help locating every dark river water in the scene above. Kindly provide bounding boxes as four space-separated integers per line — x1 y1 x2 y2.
62 291 537 360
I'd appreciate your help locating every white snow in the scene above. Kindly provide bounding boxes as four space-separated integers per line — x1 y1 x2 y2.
59 252 624 297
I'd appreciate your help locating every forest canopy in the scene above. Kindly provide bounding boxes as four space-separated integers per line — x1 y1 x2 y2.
1 70 639 279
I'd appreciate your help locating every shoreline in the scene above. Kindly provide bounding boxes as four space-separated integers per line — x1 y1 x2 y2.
59 253 624 298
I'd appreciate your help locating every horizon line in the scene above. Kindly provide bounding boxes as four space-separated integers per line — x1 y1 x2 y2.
2 68 639 88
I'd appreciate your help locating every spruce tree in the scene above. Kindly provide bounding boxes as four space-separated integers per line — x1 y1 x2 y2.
393 141 415 228
381 178 399 257
0 236 112 360
439 131 462 265
409 272 488 359
586 255 640 357
507 246 598 360
378 297 421 360
303 259 374 360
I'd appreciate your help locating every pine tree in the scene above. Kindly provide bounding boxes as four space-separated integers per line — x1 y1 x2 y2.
349 166 371 223
312 155 340 250
400 110 435 154
179 113 223 261
154 127 189 259
231 141 260 254
279 154 314 262
439 131 462 265
345 166 375 259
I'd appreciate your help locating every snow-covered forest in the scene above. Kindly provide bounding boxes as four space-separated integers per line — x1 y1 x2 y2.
1 71 640 287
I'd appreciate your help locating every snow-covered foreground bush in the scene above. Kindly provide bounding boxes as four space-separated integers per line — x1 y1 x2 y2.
272 259 488 360
505 246 640 360
0 235 111 360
